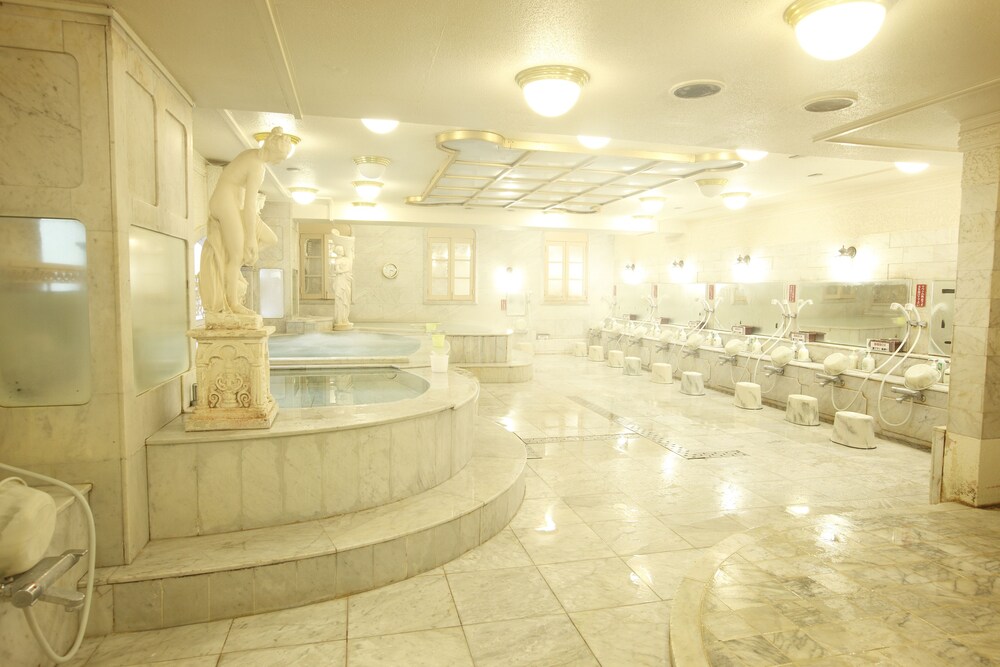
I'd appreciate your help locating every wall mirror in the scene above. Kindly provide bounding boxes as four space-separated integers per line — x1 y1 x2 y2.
615 283 653 320
795 280 911 347
711 282 786 333
929 280 955 356
655 283 711 327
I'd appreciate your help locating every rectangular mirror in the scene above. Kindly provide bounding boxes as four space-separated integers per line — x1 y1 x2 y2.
711 282 787 334
929 280 955 356
795 280 911 347
655 283 711 326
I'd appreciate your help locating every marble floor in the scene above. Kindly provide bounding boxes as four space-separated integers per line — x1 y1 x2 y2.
65 355 1000 666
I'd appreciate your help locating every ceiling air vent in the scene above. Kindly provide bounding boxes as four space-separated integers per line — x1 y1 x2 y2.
803 93 857 113
671 80 725 99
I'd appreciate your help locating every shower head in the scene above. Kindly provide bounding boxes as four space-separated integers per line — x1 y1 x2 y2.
890 302 905 312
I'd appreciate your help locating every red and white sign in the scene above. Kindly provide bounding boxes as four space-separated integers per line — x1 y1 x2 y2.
788 284 797 303
915 284 927 308
707 284 715 300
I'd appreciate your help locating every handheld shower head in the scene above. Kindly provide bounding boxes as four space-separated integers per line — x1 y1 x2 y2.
890 302 905 312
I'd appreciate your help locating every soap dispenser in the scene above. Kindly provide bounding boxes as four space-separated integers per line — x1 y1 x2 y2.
848 350 860 370
861 351 876 372
796 342 810 362
750 337 763 355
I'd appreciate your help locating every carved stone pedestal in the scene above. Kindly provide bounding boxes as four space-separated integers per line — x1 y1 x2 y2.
185 313 277 431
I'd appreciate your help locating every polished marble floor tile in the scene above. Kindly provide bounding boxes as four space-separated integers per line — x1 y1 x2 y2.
538 556 658 612
217 640 346 666
346 628 473 666
87 620 231 666
346 575 459 638
222 598 347 653
463 613 599 667
447 565 563 623
569 601 671 667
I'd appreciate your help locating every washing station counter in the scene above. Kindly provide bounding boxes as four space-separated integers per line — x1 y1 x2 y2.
146 367 478 539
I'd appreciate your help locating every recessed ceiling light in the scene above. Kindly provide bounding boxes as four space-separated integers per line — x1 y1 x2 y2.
577 135 610 149
361 118 399 134
736 149 768 161
803 93 857 112
670 80 725 99
353 180 383 201
894 161 929 174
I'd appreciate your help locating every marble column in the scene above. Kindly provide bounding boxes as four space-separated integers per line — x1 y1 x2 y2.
944 120 1000 506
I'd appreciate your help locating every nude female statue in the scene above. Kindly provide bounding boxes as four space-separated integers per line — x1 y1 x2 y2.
200 127 291 316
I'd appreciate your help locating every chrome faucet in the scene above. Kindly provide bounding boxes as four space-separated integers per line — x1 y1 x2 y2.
763 364 784 377
1 549 87 610
891 386 925 403
815 372 844 387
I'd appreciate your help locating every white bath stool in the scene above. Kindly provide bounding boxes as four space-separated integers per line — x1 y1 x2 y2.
588 345 605 362
573 342 588 357
652 362 674 384
734 382 762 410
607 350 625 368
831 411 876 449
680 371 705 396
786 394 820 426
623 356 642 376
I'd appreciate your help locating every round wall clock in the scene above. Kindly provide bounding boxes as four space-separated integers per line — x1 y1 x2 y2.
381 263 398 279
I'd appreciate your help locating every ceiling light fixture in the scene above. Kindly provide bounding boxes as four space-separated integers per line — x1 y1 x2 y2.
696 178 728 198
353 180 384 201
289 187 317 205
736 255 751 265
515 65 590 117
894 161 929 174
639 197 665 213
354 156 391 179
736 149 768 161
352 201 377 208
784 0 888 61
722 192 751 210
361 118 399 134
577 135 610 149
253 131 301 157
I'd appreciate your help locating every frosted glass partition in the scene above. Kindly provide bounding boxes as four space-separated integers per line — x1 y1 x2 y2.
129 226 189 393
929 280 955 356
0 217 91 406
656 283 710 326
796 280 911 347
259 268 284 318
713 282 786 333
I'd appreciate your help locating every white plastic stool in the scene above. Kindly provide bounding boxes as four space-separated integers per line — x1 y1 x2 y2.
573 342 588 357
831 411 876 449
623 356 642 376
786 394 820 426
734 382 762 410
607 350 625 368
588 345 605 362
652 362 673 384
680 371 705 396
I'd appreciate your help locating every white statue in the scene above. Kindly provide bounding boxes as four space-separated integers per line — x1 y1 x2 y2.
200 127 290 318
330 235 354 330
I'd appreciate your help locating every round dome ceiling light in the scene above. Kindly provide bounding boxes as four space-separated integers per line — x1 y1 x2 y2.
515 65 590 117
784 0 887 61
722 192 751 210
736 149 769 161
670 80 725 99
802 93 857 113
353 180 384 201
289 187 317 205
253 131 300 157
354 156 391 180
639 196 666 213
361 118 399 134
696 178 728 198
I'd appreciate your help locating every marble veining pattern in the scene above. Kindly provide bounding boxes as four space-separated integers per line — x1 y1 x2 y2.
71 357 1000 667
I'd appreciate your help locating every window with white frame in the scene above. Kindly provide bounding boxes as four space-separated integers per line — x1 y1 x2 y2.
425 228 476 302
544 232 587 303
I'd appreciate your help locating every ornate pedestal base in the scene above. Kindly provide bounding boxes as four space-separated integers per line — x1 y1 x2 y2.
333 322 354 331
186 314 277 432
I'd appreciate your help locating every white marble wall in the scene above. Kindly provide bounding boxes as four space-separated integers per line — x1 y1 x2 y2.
0 5 194 567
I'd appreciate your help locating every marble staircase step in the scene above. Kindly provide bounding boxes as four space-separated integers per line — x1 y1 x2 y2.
83 419 525 635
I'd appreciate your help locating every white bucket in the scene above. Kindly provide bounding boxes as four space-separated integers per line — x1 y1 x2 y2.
430 353 449 373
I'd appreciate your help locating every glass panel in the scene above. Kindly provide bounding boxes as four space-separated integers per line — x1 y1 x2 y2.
929 280 955 356
193 238 206 322
430 242 449 260
305 237 323 257
568 243 584 262
548 279 563 295
130 226 189 393
304 276 322 295
259 269 283 318
568 280 584 297
431 278 449 296
454 242 472 260
568 263 584 280
547 244 563 261
454 260 470 279
795 280 911 346
547 262 562 279
0 217 91 406
305 257 323 276
431 259 450 278
453 278 471 296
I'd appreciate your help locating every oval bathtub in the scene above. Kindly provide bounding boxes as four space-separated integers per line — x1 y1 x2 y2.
146 367 478 539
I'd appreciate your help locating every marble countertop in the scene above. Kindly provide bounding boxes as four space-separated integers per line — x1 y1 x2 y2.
147 367 479 446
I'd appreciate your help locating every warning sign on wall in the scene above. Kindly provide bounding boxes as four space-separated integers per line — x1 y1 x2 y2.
916 283 927 308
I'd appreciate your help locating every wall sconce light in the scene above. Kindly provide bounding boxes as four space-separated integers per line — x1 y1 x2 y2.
639 196 665 213
838 245 857 259
515 65 590 117
894 161 929 174
722 192 751 210
361 118 399 134
696 178 728 198
254 131 301 157
577 135 610 149
784 0 888 61
354 155 391 179
736 255 751 265
289 187 317 204
624 263 636 272
672 260 685 269
353 180 383 201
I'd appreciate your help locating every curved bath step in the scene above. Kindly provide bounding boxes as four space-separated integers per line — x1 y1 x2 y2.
84 418 525 635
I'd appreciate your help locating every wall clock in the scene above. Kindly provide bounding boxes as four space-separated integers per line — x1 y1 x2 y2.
381 263 398 279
